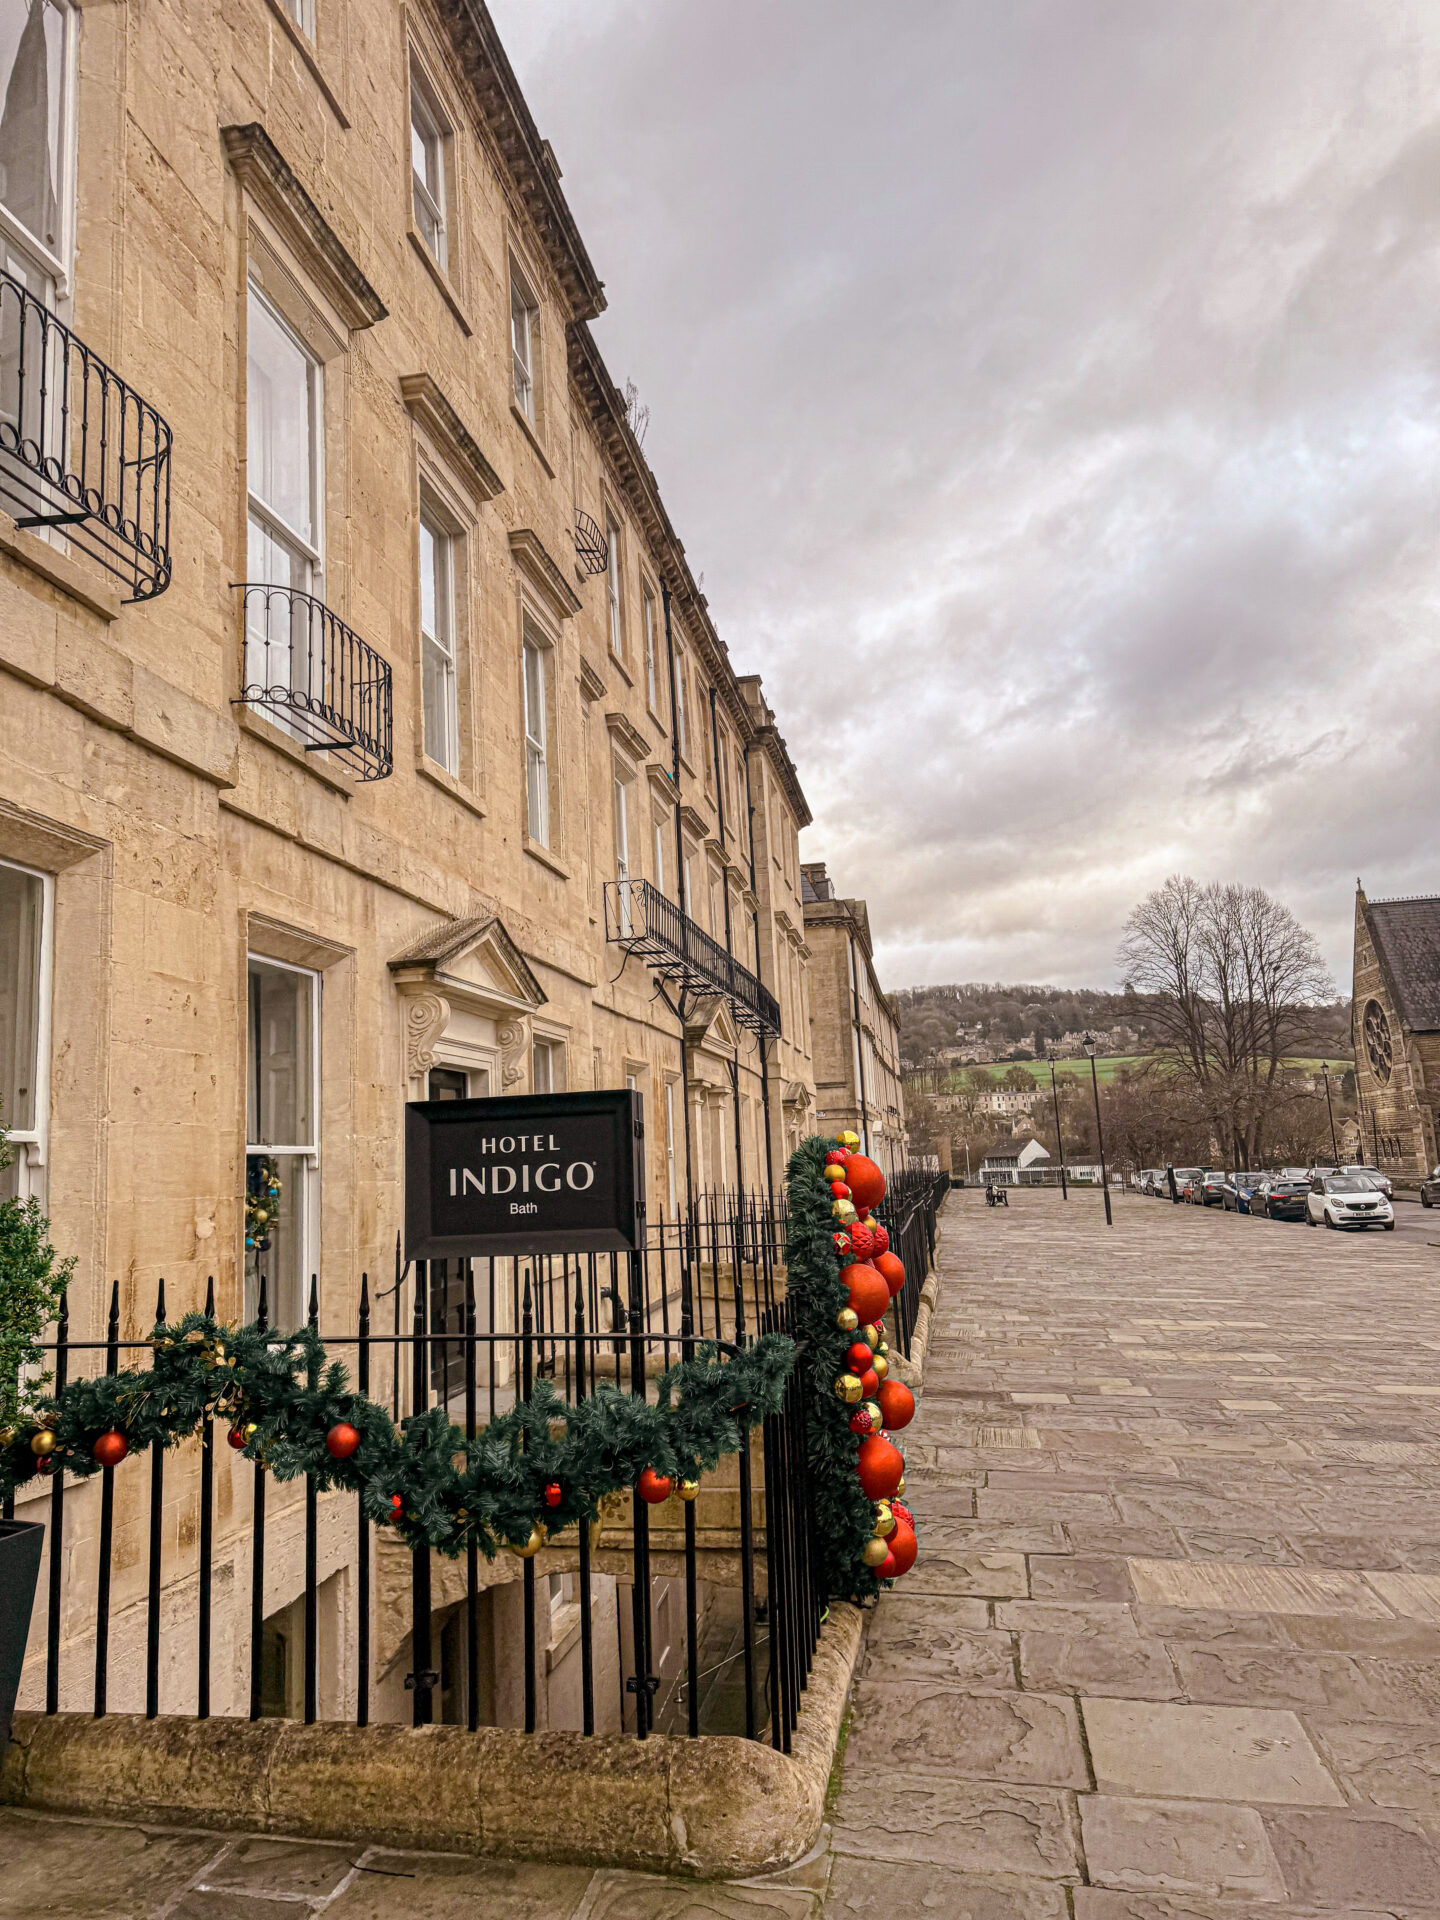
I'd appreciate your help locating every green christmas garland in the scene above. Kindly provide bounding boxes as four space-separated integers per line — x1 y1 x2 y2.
785 1134 890 1602
0 1312 795 1558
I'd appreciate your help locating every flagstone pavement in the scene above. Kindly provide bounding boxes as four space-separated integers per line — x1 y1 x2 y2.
8 1185 1440 1916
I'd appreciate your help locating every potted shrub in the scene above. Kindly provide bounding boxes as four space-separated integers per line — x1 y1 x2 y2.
0 1127 73 1744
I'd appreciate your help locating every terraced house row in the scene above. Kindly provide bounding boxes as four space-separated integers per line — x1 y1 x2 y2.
0 0 905 1727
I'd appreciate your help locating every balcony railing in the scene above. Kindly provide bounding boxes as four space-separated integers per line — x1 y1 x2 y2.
605 877 782 1036
573 507 607 576
234 582 393 781
0 268 173 602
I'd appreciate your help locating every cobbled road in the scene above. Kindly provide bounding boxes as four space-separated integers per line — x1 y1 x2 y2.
826 1186 1440 1918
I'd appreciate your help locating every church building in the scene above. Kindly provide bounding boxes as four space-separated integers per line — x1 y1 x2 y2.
1352 887 1440 1180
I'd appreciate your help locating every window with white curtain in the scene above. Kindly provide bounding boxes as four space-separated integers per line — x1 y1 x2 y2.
522 622 550 845
652 806 667 898
663 1079 678 1213
419 502 457 773
531 1037 563 1093
246 956 320 1329
245 284 323 713
642 586 659 710
510 264 538 423
0 0 76 294
0 858 50 1204
605 512 624 657
409 72 448 266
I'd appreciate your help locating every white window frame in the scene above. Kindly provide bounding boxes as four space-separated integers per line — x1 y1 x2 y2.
673 646 688 759
0 0 80 301
652 807 667 898
245 953 321 1327
605 511 625 658
531 1036 564 1094
409 69 448 268
510 263 538 424
663 1077 678 1214
642 586 659 712
246 280 324 592
0 856 54 1204
522 620 551 847
279 0 314 41
419 498 458 774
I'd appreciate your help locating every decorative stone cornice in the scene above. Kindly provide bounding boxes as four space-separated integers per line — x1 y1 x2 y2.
497 1016 530 1088
605 711 652 763
402 991 450 1079
221 124 387 331
509 528 583 622
579 658 607 704
433 1 606 323
399 374 503 502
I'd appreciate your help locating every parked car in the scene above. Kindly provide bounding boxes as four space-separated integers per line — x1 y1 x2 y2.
1306 1173 1395 1231
1222 1173 1264 1213
1196 1170 1228 1207
1251 1175 1309 1221
1173 1167 1204 1201
1421 1164 1440 1208
1339 1164 1393 1199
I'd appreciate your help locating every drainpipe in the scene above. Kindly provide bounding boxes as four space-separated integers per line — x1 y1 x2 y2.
708 685 745 1197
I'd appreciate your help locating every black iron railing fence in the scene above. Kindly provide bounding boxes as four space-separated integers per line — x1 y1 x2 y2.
604 879 782 1036
4 1173 945 1751
0 268 173 601
234 582 394 782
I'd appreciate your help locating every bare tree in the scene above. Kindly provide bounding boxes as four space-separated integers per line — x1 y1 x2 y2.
1118 877 1333 1166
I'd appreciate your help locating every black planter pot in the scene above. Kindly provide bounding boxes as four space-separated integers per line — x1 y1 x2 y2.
0 1518 43 1747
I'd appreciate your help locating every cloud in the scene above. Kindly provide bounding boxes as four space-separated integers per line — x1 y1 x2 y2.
489 0 1440 989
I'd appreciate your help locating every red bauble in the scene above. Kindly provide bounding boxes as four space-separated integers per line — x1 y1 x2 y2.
843 1154 887 1211
849 1407 875 1435
390 1493 404 1515
832 1232 852 1256
891 1500 914 1528
876 1547 899 1579
639 1467 673 1504
840 1262 890 1326
847 1340 875 1371
831 1182 851 1201
825 1150 846 1166
874 1251 907 1298
226 1425 248 1451
92 1430 128 1468
876 1379 916 1431
325 1422 361 1461
545 1481 563 1507
859 1367 880 1399
856 1433 904 1500
848 1222 877 1261
887 1522 918 1576
870 1224 890 1255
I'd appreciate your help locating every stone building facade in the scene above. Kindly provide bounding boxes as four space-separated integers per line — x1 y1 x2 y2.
0 0 834 1729
1352 887 1440 1180
799 862 907 1172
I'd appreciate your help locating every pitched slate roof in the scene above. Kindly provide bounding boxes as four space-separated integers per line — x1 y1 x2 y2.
1367 896 1440 1032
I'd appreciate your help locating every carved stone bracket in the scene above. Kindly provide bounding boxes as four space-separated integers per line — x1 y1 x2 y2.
498 1016 531 1088
404 992 450 1079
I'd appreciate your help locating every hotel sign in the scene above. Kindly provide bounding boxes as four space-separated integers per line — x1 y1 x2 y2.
404 1089 644 1259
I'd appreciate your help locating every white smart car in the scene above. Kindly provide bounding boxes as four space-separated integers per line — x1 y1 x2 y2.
1306 1173 1395 1231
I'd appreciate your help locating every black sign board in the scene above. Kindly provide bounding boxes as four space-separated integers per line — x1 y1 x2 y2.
405 1089 644 1260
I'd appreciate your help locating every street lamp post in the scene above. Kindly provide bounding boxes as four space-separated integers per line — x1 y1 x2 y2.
1047 1049 1068 1200
1321 1062 1340 1165
1084 1033 1113 1227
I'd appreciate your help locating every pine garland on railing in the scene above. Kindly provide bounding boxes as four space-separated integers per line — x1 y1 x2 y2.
0 1313 795 1558
785 1134 919 1602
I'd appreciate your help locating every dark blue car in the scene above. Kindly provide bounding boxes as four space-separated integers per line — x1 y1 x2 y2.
1221 1173 1264 1213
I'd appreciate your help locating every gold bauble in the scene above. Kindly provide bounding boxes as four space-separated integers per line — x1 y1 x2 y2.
862 1536 890 1567
508 1524 547 1559
243 1422 258 1441
895 1475 905 1496
832 1199 857 1222
872 1354 889 1380
835 1373 863 1405
30 1429 56 1457
874 1508 896 1538
862 1400 883 1427
836 1308 859 1333
862 1324 882 1348
678 1479 700 1502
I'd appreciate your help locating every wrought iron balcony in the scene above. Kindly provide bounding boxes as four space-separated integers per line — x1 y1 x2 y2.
605 878 782 1036
0 267 173 602
573 507 607 576
234 582 393 781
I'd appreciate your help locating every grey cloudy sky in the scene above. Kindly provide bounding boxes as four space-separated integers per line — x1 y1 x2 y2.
488 0 1440 993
